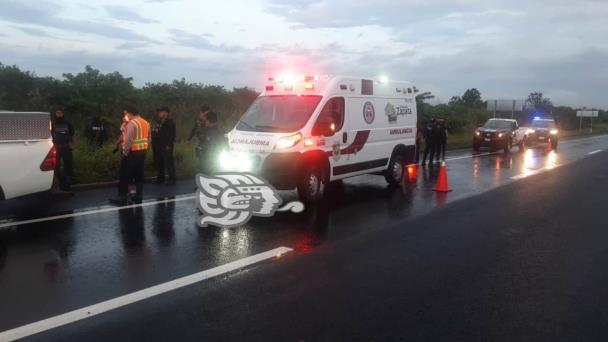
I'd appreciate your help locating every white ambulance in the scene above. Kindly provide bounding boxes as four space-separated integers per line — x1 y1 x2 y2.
220 74 418 202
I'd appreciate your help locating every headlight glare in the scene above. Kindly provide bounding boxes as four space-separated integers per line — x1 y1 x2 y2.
550 129 558 135
276 133 302 149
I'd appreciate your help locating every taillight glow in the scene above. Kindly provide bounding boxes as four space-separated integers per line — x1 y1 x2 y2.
40 145 57 171
304 138 314 147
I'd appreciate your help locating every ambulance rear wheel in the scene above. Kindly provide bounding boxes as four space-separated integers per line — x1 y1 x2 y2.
384 154 405 185
297 164 325 203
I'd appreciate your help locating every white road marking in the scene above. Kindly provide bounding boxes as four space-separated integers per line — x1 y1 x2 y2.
588 149 602 155
0 246 293 341
0 195 197 230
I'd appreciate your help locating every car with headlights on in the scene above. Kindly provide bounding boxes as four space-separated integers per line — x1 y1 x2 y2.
473 118 526 154
523 118 559 149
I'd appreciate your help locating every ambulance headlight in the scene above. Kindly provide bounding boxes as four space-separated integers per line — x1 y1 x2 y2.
275 133 302 149
218 151 253 172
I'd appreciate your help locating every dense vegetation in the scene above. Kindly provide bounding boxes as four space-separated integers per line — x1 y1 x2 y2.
1 63 606 183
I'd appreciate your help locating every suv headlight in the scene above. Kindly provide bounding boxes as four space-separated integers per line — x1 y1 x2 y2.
275 133 302 149
498 133 504 138
550 129 558 135
526 129 535 135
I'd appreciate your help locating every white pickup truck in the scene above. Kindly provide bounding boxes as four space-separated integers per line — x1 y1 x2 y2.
0 111 56 200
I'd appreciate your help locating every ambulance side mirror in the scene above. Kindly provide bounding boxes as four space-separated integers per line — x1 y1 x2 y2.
313 117 336 137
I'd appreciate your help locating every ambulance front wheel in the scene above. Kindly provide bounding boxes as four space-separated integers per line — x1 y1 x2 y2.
297 164 325 203
384 154 405 185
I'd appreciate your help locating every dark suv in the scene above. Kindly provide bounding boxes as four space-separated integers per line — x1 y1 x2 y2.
524 118 559 149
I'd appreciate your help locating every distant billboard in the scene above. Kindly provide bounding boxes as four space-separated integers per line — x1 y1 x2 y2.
576 110 599 117
487 100 525 112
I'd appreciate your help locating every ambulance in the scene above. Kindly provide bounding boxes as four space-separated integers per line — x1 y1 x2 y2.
220 74 418 202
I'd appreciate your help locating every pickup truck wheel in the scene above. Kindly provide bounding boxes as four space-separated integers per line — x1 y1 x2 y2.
384 154 405 185
503 139 512 154
297 164 325 203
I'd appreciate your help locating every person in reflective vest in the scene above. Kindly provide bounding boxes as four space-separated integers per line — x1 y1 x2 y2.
110 105 150 205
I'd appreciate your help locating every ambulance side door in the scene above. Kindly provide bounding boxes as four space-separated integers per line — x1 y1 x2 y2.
310 97 352 179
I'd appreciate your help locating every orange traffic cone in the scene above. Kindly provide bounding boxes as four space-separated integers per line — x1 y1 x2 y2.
545 138 552 153
433 161 452 192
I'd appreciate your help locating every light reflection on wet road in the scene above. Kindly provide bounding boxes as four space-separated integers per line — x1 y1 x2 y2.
0 134 606 331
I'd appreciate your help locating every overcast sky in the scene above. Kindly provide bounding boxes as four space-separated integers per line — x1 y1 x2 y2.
1 0 607 108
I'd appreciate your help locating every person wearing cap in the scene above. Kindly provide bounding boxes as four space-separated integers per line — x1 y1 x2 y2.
422 117 437 166
151 106 176 185
51 108 75 192
198 111 226 175
110 105 150 205
188 105 212 159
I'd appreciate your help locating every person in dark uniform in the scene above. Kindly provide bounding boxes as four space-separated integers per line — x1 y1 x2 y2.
198 111 225 175
151 106 176 185
84 115 108 147
187 104 210 149
437 118 448 161
415 122 423 164
51 108 75 191
421 118 436 167
110 106 150 206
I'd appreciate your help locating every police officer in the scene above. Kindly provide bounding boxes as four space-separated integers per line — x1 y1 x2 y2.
84 115 108 147
422 118 437 166
187 104 210 149
151 106 176 185
198 111 225 175
437 118 448 161
110 106 150 205
51 108 75 191
415 122 423 164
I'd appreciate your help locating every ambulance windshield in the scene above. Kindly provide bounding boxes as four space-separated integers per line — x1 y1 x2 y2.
237 95 322 133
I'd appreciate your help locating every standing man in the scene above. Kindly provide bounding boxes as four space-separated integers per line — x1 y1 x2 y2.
415 122 423 164
110 106 150 205
51 108 75 192
437 118 448 161
188 104 210 145
151 106 176 185
198 111 225 175
421 118 436 167
84 115 108 148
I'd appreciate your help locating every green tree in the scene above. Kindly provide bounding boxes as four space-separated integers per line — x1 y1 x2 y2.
62 65 136 123
461 88 483 108
526 92 553 113
448 96 462 106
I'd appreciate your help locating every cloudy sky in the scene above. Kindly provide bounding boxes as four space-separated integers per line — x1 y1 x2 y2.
1 0 607 108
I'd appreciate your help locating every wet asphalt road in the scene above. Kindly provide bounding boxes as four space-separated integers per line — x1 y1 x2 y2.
0 134 607 341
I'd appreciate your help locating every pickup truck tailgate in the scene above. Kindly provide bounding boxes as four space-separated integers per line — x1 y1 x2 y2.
0 111 54 200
